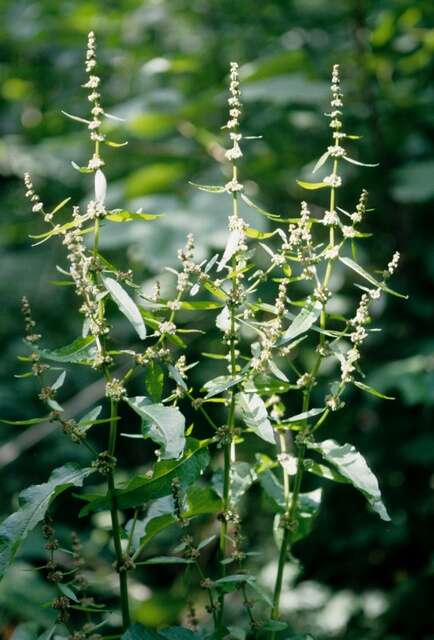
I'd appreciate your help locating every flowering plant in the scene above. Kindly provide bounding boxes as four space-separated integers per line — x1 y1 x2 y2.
0 34 406 640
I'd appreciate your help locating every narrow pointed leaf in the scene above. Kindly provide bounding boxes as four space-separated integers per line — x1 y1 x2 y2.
296 180 328 190
188 182 226 193
353 380 395 400
278 301 322 346
80 439 210 513
102 276 147 339
37 337 95 364
312 150 331 174
343 156 379 168
307 439 390 521
339 256 408 299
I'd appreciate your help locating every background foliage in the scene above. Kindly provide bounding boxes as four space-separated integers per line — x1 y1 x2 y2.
0 1 433 638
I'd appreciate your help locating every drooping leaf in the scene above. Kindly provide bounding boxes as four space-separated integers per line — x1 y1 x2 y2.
80 439 210 514
339 256 408 299
106 210 161 222
0 464 94 579
312 150 331 173
167 365 188 391
237 393 276 444
278 301 322 346
145 362 164 402
188 182 226 193
217 229 242 272
296 180 328 190
282 407 325 423
36 337 95 364
50 371 66 391
0 417 49 426
353 380 395 400
102 276 147 339
343 156 379 168
307 439 390 521
126 397 185 460
244 227 275 240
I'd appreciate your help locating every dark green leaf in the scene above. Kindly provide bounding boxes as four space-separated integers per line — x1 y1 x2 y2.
0 464 94 579
145 362 164 402
353 380 395 400
80 439 210 513
36 337 95 364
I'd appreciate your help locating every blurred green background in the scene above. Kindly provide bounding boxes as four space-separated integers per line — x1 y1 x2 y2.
0 0 433 638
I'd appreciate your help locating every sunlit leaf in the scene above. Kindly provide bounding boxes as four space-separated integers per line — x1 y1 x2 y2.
307 439 390 521
102 276 147 339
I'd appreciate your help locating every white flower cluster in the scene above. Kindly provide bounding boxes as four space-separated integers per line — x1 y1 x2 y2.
62 206 108 340
251 280 289 372
338 292 373 382
158 321 177 336
225 62 243 162
24 172 50 220
323 174 342 188
351 189 368 224
387 251 400 276
176 233 202 293
322 209 340 226
286 202 312 250
83 31 105 169
105 377 126 401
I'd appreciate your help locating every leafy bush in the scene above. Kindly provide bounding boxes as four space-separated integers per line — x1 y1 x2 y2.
0 33 406 640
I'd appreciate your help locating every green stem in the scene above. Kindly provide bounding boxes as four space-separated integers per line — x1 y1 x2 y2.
107 399 131 630
217 167 239 630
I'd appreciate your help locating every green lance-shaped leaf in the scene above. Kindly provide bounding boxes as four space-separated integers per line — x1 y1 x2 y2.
236 392 276 444
0 416 50 426
126 397 186 460
102 276 147 339
339 256 408 299
277 301 322 346
145 362 164 402
217 229 243 272
188 182 226 193
0 464 94 579
307 439 390 521
36 336 95 364
80 439 210 514
203 375 243 399
126 486 222 551
353 380 395 400
282 407 325 424
296 180 328 190
106 210 161 222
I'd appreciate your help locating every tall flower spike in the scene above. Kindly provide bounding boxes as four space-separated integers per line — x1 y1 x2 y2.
83 31 105 170
224 62 243 165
